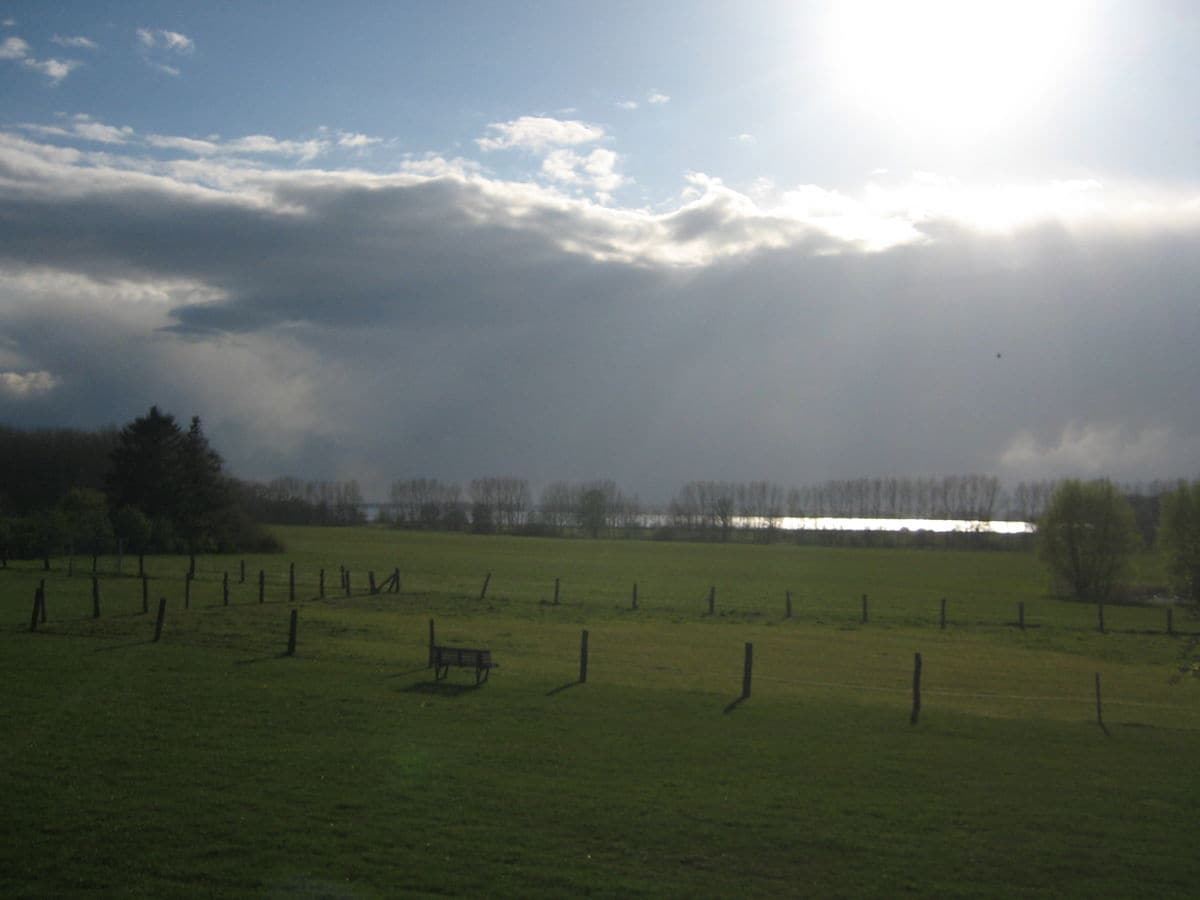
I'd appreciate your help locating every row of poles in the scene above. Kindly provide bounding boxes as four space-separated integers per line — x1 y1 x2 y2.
21 564 1183 637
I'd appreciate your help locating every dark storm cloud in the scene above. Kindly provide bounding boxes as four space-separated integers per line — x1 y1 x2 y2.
2 133 1198 499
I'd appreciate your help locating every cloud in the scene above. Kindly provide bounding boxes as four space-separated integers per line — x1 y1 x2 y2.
647 91 670 104
0 36 29 58
541 147 627 201
736 133 756 144
0 370 59 398
2 35 82 83
51 35 97 49
137 28 194 52
335 132 382 149
477 116 605 152
2 128 1199 499
72 120 135 145
617 100 639 110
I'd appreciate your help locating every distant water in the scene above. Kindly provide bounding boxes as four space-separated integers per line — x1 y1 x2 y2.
639 514 1035 534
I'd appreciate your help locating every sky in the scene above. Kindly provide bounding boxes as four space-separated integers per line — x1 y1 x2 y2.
1 0 1198 503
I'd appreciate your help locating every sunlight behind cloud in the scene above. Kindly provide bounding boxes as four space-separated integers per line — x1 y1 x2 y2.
826 0 1092 144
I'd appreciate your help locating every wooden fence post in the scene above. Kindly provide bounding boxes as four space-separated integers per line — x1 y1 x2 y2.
29 588 41 632
141 574 149 614
553 577 560 606
428 619 436 668
239 559 245 584
92 575 101 619
189 554 196 578
319 568 325 599
632 582 638 611
861 593 868 625
153 597 167 642
287 609 298 657
289 563 296 603
392 568 401 593
480 572 491 601
742 642 753 699
1095 672 1109 736
940 597 947 630
38 585 46 624
910 652 923 725
579 629 589 684
708 585 715 616
786 590 792 619
258 570 265 604
344 570 352 598
222 571 230 606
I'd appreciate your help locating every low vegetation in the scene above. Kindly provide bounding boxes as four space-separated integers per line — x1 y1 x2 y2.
2 528 1197 897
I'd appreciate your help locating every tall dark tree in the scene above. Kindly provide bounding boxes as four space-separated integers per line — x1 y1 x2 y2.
107 407 232 550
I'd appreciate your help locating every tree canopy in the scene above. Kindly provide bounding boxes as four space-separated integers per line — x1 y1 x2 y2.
107 407 235 551
1159 480 1200 604
1037 479 1138 603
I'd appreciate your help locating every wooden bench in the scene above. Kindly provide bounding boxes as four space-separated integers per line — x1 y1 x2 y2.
431 646 496 684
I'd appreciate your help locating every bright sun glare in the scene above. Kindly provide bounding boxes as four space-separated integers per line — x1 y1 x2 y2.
827 0 1090 144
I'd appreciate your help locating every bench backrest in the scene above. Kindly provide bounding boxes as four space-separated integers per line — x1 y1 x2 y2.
434 646 491 667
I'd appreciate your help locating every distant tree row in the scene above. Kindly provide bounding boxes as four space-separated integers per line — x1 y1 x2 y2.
238 477 366 526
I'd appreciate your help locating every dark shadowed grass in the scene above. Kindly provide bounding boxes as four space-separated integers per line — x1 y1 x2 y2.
2 529 1197 897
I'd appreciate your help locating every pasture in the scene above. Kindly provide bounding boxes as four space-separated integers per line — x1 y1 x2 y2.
2 527 1198 898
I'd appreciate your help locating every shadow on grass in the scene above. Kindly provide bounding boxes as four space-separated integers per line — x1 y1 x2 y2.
234 652 295 666
91 639 157 652
402 681 481 697
723 695 748 714
545 681 581 696
387 666 435 679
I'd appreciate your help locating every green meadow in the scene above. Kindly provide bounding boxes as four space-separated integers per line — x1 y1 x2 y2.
2 527 1198 898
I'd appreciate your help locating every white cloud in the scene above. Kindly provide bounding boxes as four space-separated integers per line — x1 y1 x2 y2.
51 34 97 49
336 132 381 149
73 121 135 145
153 62 181 77
0 370 59 397
147 131 328 160
736 133 756 144
2 36 82 82
23 56 80 83
647 91 670 104
617 100 639 110
540 147 628 202
0 35 29 58
148 134 220 154
137 28 194 52
477 116 605 152
2 19 16 27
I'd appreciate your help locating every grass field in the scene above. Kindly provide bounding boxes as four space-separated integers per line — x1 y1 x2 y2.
2 527 1198 898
